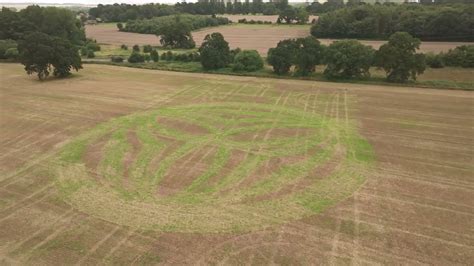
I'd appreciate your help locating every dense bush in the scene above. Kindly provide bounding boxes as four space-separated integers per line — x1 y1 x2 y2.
232 50 264 72
230 48 242 62
85 41 100 52
199 32 231 70
160 51 200 62
311 4 474 41
375 32 426 82
150 49 159 62
323 40 375 79
87 50 95 58
0 39 17 59
122 14 230 35
143 45 153 53
132 45 140 52
111 56 124 63
4 47 19 59
237 18 272 24
120 44 128 50
128 52 145 63
425 53 444 68
442 45 474 68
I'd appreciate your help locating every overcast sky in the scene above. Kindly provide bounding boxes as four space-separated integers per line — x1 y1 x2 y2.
1 0 308 4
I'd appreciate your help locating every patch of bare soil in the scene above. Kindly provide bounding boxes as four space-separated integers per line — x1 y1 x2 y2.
157 117 209 135
85 24 161 46
157 145 217 196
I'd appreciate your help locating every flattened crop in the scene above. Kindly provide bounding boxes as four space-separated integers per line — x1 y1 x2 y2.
54 100 373 233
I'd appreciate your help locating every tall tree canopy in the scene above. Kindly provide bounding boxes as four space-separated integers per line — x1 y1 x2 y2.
199 32 231 70
375 32 426 82
18 32 82 80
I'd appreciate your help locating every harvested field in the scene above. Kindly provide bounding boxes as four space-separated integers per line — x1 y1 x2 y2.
86 23 473 55
223 14 319 23
1 63 473 264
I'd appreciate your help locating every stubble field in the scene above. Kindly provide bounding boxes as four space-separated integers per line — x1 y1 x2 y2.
85 23 474 55
0 63 473 264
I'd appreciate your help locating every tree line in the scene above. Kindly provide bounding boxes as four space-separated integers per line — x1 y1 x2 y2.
311 3 473 41
88 0 288 22
120 14 230 35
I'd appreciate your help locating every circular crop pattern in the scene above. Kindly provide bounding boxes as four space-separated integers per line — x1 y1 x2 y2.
55 102 372 233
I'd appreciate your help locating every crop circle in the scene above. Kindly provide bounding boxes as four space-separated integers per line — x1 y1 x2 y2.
55 103 372 232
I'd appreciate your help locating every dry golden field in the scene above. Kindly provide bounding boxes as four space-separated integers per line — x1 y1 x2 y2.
1 63 473 264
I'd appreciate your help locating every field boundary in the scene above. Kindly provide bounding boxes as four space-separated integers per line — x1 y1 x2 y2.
80 61 474 91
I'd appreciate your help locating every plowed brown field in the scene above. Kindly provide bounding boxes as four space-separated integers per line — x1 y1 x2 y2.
85 23 474 54
1 63 473 264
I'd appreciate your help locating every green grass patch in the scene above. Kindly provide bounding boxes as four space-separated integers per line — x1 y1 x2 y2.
52 80 374 233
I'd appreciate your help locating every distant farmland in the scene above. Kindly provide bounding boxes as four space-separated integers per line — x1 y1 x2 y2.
86 23 474 55
1 63 473 264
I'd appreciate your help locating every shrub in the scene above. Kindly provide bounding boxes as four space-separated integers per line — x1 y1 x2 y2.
128 52 145 63
425 53 444 68
86 42 100 52
150 49 159 62
161 51 174 61
117 22 124 31
230 48 242 61
144 54 151 62
232 50 264 72
199 32 231 70
4 47 19 59
443 45 474 68
80 47 88 56
87 50 95 58
143 45 153 53
120 44 128 50
132 44 140 52
111 56 124 63
0 39 17 59
324 40 375 79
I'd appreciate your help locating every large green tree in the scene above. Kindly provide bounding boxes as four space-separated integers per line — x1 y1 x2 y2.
18 32 82 80
158 16 195 49
375 32 426 82
199 32 231 70
294 37 324 76
267 39 297 75
324 40 375 79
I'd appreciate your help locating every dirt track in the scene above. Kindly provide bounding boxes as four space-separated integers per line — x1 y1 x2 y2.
86 24 473 55
1 63 473 264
